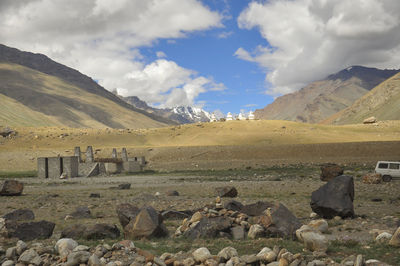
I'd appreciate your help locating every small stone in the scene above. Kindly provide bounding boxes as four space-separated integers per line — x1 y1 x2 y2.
310 212 318 219
66 251 91 266
18 249 41 265
389 227 400 247
88 254 101 266
308 219 328 233
55 238 79 259
190 212 203 223
6 247 17 259
231 226 245 240
355 255 364 266
375 232 392 243
257 248 277 263
15 240 27 255
192 247 212 262
1 260 15 266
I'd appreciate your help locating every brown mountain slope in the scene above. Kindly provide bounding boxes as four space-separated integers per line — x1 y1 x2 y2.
323 72 400 125
0 63 168 128
255 66 399 123
0 44 176 126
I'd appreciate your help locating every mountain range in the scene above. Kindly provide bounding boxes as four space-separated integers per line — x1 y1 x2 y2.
255 66 400 123
121 95 211 124
0 44 175 128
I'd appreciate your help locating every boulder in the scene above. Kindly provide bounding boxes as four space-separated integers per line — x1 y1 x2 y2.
241 201 274 217
116 203 140 228
308 219 329 233
256 247 277 263
215 186 238 197
0 180 24 196
192 247 212 262
217 247 238 262
8 220 55 241
310 175 355 219
55 238 78 259
389 227 400 247
183 216 232 239
224 200 244 212
248 224 265 239
65 251 91 266
257 203 302 239
2 209 34 221
84 223 120 240
375 232 392 243
296 225 328 252
69 206 92 219
320 163 343 182
362 173 382 184
61 224 87 239
363 116 377 124
124 206 168 239
231 226 245 240
18 248 41 265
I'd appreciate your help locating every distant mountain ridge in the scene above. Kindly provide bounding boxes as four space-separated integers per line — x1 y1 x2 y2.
0 44 175 128
122 95 211 124
255 66 400 123
323 72 400 124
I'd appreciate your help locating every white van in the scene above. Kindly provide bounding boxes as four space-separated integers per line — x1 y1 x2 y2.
375 161 400 182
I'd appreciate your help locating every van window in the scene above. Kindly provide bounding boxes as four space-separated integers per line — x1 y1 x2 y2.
378 163 389 169
389 163 400 170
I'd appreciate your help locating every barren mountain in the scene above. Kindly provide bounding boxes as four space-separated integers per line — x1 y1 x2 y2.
0 44 175 128
323 72 400 124
255 66 399 123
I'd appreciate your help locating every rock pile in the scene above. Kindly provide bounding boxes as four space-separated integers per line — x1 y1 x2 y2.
362 173 382 184
175 198 301 240
0 238 392 266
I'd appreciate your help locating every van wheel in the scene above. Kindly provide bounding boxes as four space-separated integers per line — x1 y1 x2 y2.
382 175 392 182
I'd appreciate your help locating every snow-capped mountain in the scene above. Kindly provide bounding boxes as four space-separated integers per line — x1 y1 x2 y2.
121 95 211 124
169 106 211 123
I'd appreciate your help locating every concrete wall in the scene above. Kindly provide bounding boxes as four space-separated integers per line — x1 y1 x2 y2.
63 156 79 178
37 156 78 178
105 162 123 174
123 161 143 173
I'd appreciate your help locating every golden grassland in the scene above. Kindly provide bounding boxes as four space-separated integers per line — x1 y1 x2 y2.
1 119 400 172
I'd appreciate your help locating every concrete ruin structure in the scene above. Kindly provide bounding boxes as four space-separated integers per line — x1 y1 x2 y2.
37 146 145 178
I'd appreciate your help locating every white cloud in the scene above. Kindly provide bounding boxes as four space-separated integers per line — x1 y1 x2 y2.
117 59 225 108
236 0 400 96
156 51 167 58
217 31 233 39
0 0 224 107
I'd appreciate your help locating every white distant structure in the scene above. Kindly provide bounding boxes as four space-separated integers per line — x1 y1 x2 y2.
238 113 246 120
226 112 233 121
210 113 217 122
248 111 255 120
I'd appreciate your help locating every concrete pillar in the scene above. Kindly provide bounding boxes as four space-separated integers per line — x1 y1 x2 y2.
86 146 94 163
112 148 117 159
140 156 146 166
63 156 79 178
121 148 128 162
37 157 48 178
74 147 81 163
48 157 62 178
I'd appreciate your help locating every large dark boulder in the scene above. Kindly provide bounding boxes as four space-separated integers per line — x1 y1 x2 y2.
0 180 24 196
9 220 55 241
116 203 140 228
311 175 355 219
241 201 274 216
61 224 87 239
257 203 302 239
215 186 238 197
2 209 34 221
183 217 232 239
124 206 168 239
320 163 344 182
85 224 120 240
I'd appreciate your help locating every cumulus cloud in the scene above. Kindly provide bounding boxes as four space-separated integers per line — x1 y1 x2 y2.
0 0 223 107
236 0 400 96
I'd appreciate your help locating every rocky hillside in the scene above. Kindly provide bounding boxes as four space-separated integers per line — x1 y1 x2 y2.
123 96 211 124
255 66 399 123
323 72 400 124
0 44 175 128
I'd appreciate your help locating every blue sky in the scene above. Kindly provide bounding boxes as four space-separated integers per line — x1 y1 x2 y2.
140 1 272 114
2 0 400 116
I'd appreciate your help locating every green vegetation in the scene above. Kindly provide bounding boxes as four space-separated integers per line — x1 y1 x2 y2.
0 170 37 179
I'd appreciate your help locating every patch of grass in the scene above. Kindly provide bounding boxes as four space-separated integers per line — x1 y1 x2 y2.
133 237 304 257
328 240 399 265
0 170 37 179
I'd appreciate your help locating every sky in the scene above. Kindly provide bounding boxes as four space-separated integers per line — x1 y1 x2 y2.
1 0 400 115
